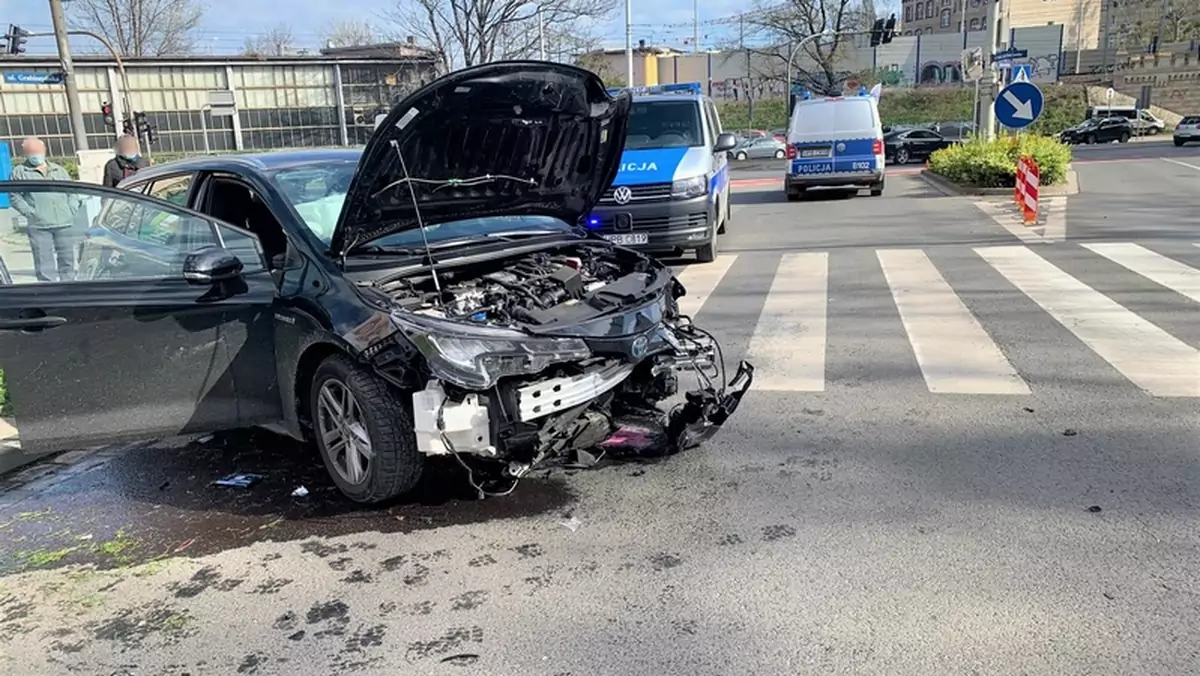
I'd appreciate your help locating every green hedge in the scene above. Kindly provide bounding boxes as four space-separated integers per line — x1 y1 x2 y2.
0 370 8 418
928 134 1072 188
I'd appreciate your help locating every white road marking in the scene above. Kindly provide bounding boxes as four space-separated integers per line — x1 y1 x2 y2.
878 249 1029 395
1083 243 1200 304
1162 157 1200 171
974 200 1039 245
672 255 738 317
747 252 828 391
1041 196 1067 243
977 245 1200 397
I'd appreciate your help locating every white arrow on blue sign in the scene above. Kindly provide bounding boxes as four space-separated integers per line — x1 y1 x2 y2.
3 72 64 85
994 80 1044 130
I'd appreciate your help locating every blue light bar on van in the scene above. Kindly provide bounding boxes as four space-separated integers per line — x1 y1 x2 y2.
607 82 703 97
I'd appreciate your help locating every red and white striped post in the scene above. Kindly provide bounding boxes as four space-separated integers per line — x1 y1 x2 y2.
1014 155 1040 225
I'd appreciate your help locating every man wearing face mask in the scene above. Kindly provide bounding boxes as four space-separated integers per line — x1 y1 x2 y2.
102 135 150 188
9 136 83 282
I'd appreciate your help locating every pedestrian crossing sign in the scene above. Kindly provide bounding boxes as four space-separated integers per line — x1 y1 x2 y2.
1011 65 1033 84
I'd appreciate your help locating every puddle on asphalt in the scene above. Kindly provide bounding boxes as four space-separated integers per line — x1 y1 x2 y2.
0 429 575 575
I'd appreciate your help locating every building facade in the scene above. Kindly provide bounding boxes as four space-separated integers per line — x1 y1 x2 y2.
0 42 440 159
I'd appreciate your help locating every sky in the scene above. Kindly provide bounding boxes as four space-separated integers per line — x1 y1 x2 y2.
5 0 775 57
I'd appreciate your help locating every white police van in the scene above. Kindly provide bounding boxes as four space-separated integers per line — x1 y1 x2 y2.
587 82 739 263
784 89 885 201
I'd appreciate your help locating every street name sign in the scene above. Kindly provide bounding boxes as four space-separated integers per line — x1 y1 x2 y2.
994 80 1044 130
991 47 1028 63
3 71 64 85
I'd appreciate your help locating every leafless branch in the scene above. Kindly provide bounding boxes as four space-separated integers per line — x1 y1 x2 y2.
243 23 295 57
321 20 379 49
68 0 205 57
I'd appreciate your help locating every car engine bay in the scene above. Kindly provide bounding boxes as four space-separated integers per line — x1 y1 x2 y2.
376 244 666 329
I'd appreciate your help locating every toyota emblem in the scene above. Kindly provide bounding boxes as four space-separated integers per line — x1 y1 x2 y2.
631 335 648 359
613 186 633 205
836 142 846 152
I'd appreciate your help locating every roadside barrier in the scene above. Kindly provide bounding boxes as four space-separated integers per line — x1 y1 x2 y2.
1014 155 1039 225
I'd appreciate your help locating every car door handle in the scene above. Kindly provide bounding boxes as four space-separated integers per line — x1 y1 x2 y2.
0 316 68 331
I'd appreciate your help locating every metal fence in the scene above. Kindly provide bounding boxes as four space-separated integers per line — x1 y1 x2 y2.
0 55 439 159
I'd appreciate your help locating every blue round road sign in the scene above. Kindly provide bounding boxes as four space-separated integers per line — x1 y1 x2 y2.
994 81 1044 130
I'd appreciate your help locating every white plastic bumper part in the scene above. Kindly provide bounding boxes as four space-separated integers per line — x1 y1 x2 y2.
411 380 495 457
515 361 635 422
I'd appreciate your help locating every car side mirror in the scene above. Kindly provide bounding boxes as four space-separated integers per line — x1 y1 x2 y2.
183 246 244 286
714 132 739 153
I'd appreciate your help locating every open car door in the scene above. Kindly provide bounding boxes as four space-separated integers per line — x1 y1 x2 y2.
0 180 278 458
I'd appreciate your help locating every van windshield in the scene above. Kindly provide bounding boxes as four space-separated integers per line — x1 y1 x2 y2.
625 100 704 150
790 100 876 135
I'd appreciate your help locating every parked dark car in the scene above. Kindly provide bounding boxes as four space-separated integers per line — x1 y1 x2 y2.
1059 117 1133 144
883 128 956 165
0 62 753 504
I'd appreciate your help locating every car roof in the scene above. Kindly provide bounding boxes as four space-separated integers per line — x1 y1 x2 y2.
631 93 706 103
129 147 363 183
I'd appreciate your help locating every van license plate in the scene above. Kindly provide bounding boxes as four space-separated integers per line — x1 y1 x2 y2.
800 147 831 158
604 233 648 246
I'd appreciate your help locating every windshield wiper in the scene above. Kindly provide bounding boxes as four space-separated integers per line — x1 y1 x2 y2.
353 230 567 256
371 174 538 198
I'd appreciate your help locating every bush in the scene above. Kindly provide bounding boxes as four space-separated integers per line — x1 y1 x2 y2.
928 134 1072 188
0 370 8 418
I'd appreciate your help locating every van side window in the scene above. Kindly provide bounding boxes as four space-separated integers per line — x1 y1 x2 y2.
702 101 718 145
707 101 723 134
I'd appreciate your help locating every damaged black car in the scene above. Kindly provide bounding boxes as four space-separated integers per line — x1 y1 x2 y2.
0 61 752 503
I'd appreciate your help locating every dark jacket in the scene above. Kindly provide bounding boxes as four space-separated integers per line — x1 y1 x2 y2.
102 155 150 188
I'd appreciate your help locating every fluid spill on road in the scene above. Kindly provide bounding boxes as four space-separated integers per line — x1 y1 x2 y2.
0 429 572 576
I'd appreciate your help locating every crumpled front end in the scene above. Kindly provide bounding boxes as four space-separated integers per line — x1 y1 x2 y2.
378 259 753 494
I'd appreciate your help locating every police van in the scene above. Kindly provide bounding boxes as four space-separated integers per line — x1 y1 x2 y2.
784 89 886 201
587 82 739 263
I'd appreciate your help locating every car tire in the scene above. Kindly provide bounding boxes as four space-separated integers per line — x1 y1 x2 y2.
895 148 910 165
1119 132 1131 143
735 151 748 161
1149 127 1160 135
774 149 786 159
310 353 424 504
696 217 718 263
1085 134 1096 144
1175 138 1186 147
716 197 726 234
870 179 885 197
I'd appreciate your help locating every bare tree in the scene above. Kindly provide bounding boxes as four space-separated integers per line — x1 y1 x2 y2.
387 0 617 72
68 0 205 57
744 0 869 94
244 24 296 57
322 20 378 48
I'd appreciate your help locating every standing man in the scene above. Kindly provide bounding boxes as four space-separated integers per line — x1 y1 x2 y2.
9 136 83 282
102 134 149 188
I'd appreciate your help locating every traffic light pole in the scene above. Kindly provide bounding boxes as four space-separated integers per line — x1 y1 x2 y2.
25 27 134 144
48 0 88 152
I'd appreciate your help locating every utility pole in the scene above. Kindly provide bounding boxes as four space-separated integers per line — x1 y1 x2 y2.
49 0 89 153
1153 0 1169 53
980 0 1002 140
624 0 633 86
537 6 545 60
1073 0 1084 74
693 0 699 53
740 13 753 124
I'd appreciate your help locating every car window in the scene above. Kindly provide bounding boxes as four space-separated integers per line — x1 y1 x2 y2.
910 130 937 139
1180 116 1200 125
147 174 195 207
791 99 877 136
0 182 226 284
216 224 267 274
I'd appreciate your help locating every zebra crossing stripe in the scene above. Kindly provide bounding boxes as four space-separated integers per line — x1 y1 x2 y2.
976 245 1200 397
878 249 1029 395
746 252 828 392
672 255 737 317
1082 243 1200 305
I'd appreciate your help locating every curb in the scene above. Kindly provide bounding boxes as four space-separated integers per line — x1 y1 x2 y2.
919 168 1079 197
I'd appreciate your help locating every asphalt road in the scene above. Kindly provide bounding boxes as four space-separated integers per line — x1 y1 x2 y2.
3 148 1200 674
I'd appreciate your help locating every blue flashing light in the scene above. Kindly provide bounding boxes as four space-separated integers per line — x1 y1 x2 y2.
801 90 813 100
586 216 601 229
609 82 703 97
858 86 869 96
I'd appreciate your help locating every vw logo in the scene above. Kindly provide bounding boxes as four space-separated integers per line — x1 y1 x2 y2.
836 142 846 152
613 186 633 205
630 335 648 359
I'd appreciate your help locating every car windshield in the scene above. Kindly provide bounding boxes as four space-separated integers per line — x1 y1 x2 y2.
272 162 572 250
624 100 704 149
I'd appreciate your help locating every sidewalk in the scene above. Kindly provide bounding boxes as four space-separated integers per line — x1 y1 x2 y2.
0 214 35 284
0 416 24 475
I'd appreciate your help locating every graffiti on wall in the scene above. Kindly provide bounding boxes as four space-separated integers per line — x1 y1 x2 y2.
874 65 911 87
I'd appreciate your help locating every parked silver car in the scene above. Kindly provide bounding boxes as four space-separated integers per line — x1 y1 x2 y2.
729 137 787 161
1174 115 1200 146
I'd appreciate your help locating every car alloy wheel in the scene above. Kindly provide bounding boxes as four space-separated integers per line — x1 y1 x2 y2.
895 148 909 165
736 151 748 160
774 149 785 158
316 377 374 485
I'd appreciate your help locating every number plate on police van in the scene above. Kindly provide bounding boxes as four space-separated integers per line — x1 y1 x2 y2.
603 233 649 246
800 146 831 158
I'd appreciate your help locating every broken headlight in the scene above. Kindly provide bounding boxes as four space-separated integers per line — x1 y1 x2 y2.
391 312 591 390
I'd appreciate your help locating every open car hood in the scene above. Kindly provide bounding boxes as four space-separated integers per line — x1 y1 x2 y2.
330 61 631 256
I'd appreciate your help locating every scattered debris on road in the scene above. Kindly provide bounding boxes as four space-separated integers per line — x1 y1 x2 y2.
212 473 264 488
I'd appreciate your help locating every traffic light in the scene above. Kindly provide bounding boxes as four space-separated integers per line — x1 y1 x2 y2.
5 25 29 55
882 14 897 44
134 111 158 145
101 102 115 129
869 18 885 48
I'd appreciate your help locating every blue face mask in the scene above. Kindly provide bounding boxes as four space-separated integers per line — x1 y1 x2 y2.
120 152 139 160
26 155 45 166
